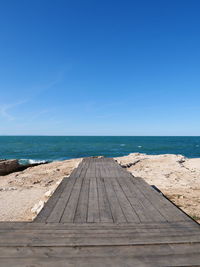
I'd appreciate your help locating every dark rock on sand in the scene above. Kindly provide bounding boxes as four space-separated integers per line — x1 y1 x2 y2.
0 159 48 176
0 159 21 175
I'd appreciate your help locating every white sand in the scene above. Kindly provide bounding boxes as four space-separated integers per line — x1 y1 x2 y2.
0 158 82 221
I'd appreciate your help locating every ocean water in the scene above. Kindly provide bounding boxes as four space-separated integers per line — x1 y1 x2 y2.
0 136 200 164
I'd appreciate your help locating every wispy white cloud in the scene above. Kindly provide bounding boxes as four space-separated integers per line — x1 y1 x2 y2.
0 100 27 121
0 104 14 120
0 72 64 122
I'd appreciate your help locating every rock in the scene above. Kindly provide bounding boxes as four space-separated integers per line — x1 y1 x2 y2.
33 180 41 184
31 200 44 214
44 189 53 198
0 159 49 176
45 180 54 186
0 187 17 191
120 159 141 168
56 179 62 185
0 159 21 175
8 187 17 191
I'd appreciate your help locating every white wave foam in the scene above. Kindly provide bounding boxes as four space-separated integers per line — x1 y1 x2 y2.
28 159 47 164
19 159 47 165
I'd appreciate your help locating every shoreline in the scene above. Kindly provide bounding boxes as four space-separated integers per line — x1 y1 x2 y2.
3 151 200 166
0 153 200 223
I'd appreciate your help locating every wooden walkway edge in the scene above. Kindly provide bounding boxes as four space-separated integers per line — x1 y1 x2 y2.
0 157 199 266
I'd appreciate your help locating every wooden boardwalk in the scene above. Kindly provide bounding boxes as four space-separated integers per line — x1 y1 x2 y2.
0 157 200 266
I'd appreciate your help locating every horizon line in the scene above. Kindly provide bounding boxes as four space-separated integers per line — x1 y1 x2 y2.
0 135 200 137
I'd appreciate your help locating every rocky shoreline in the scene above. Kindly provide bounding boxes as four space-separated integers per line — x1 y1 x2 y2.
0 159 22 176
0 154 199 223
0 159 49 176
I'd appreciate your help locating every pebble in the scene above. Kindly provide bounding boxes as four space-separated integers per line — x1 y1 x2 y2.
31 200 44 214
44 189 53 198
0 187 17 191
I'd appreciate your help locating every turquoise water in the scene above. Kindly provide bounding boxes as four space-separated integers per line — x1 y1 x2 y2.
0 136 200 164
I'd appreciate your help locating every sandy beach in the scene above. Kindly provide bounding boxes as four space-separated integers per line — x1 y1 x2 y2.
0 153 199 223
0 158 82 221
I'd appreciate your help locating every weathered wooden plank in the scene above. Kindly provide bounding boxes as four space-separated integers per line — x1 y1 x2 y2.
111 161 166 223
0 231 200 246
99 159 128 223
1 252 200 267
0 225 198 236
0 244 175 258
103 176 126 223
87 159 100 223
131 176 191 222
116 175 151 222
0 221 198 230
74 160 91 223
109 160 197 223
96 166 113 223
34 177 69 222
118 175 167 223
0 242 200 259
0 226 198 235
111 178 140 223
109 162 145 223
60 160 90 223
34 160 84 222
46 160 86 223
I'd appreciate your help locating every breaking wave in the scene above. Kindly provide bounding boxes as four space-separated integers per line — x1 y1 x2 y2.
19 159 48 165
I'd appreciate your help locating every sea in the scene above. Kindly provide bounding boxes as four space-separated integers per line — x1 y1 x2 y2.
0 136 200 165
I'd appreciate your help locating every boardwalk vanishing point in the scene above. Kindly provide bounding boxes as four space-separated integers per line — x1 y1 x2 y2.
0 157 200 266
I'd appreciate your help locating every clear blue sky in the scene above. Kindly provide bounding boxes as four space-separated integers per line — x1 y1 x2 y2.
0 0 200 135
